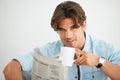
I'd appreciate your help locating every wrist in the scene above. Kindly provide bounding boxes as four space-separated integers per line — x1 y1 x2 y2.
95 56 100 66
96 57 106 68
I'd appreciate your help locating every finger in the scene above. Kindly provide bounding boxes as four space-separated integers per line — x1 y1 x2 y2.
75 50 82 58
74 56 85 64
77 58 86 65
75 48 80 51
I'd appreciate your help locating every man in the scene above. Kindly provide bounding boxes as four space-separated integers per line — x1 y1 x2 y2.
3 1 120 80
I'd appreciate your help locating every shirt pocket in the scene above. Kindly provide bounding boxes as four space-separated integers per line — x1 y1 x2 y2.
84 69 107 80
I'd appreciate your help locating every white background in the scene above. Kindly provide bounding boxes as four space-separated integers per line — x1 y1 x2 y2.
0 0 120 79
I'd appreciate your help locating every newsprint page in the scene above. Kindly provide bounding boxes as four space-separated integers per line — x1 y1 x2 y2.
32 48 68 80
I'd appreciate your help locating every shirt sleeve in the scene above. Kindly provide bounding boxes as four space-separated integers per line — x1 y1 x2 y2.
14 50 34 72
93 39 120 67
109 47 120 66
14 44 50 72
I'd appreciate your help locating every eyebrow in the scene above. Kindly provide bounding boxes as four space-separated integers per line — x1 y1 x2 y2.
57 27 65 31
58 25 75 30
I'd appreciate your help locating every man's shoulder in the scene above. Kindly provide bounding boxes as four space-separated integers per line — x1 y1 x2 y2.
93 38 112 47
39 40 63 57
90 36 114 52
44 40 63 47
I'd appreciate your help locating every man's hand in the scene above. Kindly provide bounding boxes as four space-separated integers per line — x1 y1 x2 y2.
3 60 22 80
74 48 99 66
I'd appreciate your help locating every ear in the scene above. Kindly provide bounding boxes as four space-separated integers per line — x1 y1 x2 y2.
82 20 87 31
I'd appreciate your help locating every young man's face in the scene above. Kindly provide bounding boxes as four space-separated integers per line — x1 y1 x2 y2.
57 18 86 49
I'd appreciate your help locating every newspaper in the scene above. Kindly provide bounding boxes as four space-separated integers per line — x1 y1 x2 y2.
32 48 68 80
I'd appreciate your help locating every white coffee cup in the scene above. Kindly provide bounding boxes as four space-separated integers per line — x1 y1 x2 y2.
60 47 75 67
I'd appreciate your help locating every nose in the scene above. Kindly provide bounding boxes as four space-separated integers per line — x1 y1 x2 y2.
65 30 73 38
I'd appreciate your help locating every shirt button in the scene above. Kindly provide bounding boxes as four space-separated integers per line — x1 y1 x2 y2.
75 76 77 79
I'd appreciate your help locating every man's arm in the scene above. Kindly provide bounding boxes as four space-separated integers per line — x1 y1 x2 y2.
3 59 22 80
101 60 120 80
75 49 120 80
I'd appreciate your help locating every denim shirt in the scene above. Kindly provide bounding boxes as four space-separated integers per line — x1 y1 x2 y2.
16 33 120 80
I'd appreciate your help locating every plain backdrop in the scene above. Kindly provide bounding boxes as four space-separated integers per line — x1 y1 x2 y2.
0 0 120 80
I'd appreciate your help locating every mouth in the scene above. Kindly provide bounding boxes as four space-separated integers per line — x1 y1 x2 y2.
66 40 75 45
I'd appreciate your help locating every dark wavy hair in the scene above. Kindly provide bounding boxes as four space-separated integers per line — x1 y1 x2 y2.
51 1 86 31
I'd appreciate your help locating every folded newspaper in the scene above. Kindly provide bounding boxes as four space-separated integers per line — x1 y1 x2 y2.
32 48 68 80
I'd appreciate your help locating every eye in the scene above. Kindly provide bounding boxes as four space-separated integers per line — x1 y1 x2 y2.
71 25 77 30
57 27 65 31
71 25 80 30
